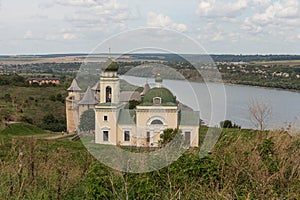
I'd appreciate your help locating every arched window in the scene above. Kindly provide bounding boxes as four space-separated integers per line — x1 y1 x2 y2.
151 119 164 125
153 97 161 104
106 86 112 102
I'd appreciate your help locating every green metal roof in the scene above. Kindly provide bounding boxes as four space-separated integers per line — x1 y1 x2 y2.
139 102 177 106
118 109 136 125
179 111 199 126
142 87 176 104
102 58 119 72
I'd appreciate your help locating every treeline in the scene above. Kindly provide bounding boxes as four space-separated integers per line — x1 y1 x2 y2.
3 62 81 74
0 74 26 86
222 72 300 91
211 54 300 62
127 54 300 62
0 74 65 87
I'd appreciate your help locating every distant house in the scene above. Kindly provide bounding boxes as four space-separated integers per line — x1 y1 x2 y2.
27 78 60 85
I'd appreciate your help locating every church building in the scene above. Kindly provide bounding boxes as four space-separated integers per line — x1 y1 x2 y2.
66 58 199 147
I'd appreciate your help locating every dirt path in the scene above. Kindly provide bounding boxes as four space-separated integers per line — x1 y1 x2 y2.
45 134 75 140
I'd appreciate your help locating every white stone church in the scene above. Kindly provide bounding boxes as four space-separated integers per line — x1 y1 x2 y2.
66 58 199 147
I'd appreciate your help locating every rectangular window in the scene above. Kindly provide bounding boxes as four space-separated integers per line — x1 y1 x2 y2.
104 116 108 121
184 131 191 145
103 131 109 141
146 132 150 143
124 131 130 141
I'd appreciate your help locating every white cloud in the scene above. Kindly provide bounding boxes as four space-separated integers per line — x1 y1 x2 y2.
148 12 171 27
63 33 77 40
195 0 300 45
24 30 33 39
249 0 272 9
243 0 300 36
251 0 299 23
61 0 131 31
196 0 248 18
210 32 224 42
297 34 300 39
147 12 187 32
46 33 77 41
55 0 98 7
197 24 234 43
173 23 187 32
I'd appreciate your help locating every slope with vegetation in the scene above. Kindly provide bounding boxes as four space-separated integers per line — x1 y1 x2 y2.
0 127 299 199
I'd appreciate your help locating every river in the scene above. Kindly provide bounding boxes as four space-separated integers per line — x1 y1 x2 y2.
121 75 300 130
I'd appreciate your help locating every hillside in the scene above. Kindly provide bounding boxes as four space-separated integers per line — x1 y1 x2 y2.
0 84 67 132
0 123 47 136
0 127 299 199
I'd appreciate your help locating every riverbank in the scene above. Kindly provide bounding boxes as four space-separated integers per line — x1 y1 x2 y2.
122 74 300 94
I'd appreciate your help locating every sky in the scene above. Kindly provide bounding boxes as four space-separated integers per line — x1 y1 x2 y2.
0 0 299 55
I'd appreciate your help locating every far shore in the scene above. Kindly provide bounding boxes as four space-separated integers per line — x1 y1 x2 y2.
121 74 300 94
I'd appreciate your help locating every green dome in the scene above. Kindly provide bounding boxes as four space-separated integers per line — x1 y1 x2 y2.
143 88 176 104
102 58 119 72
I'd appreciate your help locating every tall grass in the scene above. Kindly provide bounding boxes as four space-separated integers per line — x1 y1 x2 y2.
0 129 299 199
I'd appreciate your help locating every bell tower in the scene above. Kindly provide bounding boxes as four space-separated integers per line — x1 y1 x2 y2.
99 58 120 103
95 57 121 145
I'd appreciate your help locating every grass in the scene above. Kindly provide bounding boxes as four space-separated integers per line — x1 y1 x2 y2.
0 123 47 136
0 127 299 199
0 85 67 127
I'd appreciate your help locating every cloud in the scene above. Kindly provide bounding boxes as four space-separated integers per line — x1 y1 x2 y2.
24 30 33 39
55 0 99 7
297 34 300 39
173 23 187 32
242 0 300 36
63 33 77 40
147 12 187 32
195 0 300 45
46 33 77 41
196 23 238 43
196 0 248 18
147 12 171 27
59 0 131 31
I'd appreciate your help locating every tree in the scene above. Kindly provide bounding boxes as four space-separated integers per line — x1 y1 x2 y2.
42 114 66 132
159 128 179 146
79 109 95 133
220 120 233 128
220 120 241 129
128 100 140 109
56 94 65 103
248 98 272 132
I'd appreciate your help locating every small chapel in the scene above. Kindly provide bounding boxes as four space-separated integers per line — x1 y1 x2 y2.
66 58 199 147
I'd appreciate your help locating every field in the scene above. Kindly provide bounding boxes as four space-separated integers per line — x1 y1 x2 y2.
253 60 300 66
